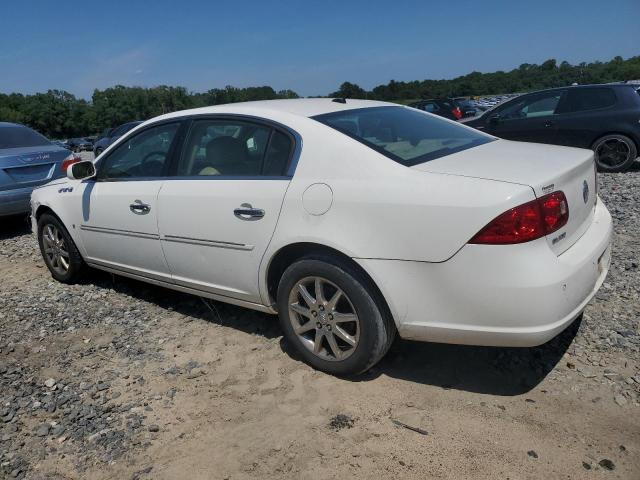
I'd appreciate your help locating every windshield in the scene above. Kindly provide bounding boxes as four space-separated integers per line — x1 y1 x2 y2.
0 125 51 149
313 106 493 166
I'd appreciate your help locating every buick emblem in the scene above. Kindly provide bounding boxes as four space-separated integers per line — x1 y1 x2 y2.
582 180 589 204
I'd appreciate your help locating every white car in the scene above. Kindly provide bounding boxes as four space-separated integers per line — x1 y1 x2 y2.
30 99 612 375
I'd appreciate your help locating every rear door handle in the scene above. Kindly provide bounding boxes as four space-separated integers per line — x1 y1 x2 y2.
234 203 264 221
544 121 554 128
130 200 151 215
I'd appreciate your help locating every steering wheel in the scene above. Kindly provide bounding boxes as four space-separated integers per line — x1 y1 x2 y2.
140 151 166 176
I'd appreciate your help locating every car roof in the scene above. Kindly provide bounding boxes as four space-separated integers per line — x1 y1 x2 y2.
154 98 396 122
0 122 25 128
527 84 637 94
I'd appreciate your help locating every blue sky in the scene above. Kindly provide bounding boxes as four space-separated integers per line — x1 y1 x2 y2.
1 0 638 98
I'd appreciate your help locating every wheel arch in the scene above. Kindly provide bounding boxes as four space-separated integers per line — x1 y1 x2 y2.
264 242 396 327
35 204 60 222
34 203 87 257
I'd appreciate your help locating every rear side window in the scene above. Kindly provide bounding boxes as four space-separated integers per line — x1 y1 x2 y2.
176 119 293 177
0 126 51 149
563 88 617 112
313 106 493 166
264 130 293 175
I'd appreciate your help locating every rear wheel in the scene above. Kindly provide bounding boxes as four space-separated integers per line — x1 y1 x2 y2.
277 256 395 376
593 134 637 172
37 213 85 283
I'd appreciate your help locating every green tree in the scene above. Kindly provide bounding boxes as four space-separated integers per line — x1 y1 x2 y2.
330 82 367 99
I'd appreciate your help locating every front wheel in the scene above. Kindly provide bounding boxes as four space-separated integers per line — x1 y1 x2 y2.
593 134 637 173
37 213 85 283
277 257 395 376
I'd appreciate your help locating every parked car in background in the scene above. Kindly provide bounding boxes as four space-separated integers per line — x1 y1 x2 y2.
408 98 463 120
31 99 611 375
1 122 78 217
97 128 113 141
463 84 640 172
66 138 93 153
452 97 483 118
93 121 142 157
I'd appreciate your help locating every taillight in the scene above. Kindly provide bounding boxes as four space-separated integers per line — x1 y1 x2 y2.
469 191 569 245
452 107 462 120
60 155 81 172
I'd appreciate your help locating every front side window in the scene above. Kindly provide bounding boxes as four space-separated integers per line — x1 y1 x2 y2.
0 126 50 149
499 91 564 120
176 119 292 176
313 106 493 167
562 88 616 112
97 122 179 180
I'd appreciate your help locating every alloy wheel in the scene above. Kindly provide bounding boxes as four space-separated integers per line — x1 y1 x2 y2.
596 138 631 168
42 224 70 275
288 276 360 361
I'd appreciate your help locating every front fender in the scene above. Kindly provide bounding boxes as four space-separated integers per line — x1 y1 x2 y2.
31 180 89 258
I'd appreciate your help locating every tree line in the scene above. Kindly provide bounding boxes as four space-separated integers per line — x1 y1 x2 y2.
331 56 640 101
1 55 638 139
0 86 299 139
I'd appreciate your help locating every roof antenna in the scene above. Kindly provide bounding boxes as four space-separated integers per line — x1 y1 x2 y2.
332 98 347 104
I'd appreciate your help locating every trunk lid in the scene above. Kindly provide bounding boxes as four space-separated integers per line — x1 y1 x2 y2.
0 145 70 192
412 139 597 255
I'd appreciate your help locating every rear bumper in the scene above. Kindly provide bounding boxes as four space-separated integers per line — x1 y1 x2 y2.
356 198 613 347
0 186 33 216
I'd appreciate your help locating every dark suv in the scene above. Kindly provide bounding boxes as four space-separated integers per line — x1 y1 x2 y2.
66 137 93 153
463 84 640 172
408 98 463 120
93 121 142 157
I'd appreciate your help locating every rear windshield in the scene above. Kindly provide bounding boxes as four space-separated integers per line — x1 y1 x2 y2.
0 126 51 149
313 106 493 166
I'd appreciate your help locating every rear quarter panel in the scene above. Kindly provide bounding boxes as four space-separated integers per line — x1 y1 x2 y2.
260 115 534 279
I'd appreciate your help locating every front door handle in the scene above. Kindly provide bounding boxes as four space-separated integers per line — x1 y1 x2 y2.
234 203 264 221
130 200 151 215
544 120 554 128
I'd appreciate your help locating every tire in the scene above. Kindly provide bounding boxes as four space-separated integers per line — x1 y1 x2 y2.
593 134 637 173
37 213 85 283
276 255 395 376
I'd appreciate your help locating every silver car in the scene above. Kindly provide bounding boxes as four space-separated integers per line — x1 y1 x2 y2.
0 122 76 216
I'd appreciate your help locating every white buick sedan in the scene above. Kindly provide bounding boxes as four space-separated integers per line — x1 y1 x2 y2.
30 99 612 375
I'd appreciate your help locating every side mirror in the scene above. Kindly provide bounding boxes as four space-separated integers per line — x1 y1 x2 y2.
488 114 501 125
67 160 96 180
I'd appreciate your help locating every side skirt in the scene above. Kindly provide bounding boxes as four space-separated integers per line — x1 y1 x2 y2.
86 261 278 315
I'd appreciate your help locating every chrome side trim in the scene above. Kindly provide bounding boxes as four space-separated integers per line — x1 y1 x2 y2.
86 261 277 314
162 234 254 251
80 224 159 240
86 258 172 283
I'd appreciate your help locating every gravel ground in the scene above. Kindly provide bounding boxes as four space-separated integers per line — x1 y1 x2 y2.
0 170 639 479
